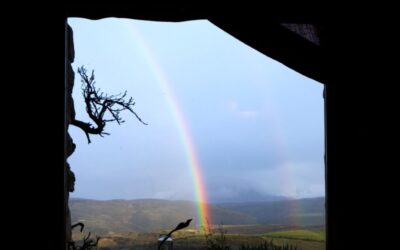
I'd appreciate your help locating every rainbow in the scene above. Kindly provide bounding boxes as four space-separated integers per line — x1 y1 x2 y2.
124 21 212 232
263 99 301 226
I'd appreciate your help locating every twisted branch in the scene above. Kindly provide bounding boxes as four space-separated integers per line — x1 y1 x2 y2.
71 66 147 143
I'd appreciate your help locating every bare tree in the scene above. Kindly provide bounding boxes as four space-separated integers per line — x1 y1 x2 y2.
71 66 147 143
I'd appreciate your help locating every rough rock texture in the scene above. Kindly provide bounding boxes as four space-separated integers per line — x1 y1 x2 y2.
65 23 76 249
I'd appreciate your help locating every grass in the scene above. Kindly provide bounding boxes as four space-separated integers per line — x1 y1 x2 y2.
262 229 325 242
167 227 325 250
88 226 325 250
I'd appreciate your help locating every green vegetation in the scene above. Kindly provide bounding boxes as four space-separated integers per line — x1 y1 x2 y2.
88 227 325 250
204 224 230 250
240 240 300 250
202 225 305 250
263 230 325 242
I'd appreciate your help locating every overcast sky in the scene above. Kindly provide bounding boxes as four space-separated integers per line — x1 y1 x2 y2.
67 18 325 202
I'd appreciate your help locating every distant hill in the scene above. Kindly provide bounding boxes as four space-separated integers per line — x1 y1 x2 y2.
70 198 256 235
219 197 325 227
208 189 291 203
70 197 324 235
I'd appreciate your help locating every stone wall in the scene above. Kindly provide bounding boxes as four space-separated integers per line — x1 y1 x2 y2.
65 23 76 250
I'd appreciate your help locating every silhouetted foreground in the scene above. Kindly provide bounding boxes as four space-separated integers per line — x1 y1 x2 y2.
158 219 192 249
69 222 100 250
71 65 147 143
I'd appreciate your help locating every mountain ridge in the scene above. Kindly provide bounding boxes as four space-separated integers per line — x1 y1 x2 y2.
70 197 324 235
